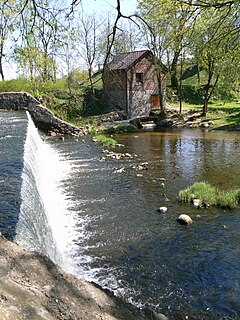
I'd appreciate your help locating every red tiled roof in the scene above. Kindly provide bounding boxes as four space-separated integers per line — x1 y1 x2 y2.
108 50 151 70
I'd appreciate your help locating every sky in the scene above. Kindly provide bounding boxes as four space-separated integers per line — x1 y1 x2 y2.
3 0 138 80
81 0 137 15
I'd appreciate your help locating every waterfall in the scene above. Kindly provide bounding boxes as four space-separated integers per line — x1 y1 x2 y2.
15 112 77 274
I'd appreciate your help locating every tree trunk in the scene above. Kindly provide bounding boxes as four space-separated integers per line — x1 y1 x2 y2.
88 67 94 95
0 63 4 81
203 68 219 116
170 51 180 88
0 52 5 80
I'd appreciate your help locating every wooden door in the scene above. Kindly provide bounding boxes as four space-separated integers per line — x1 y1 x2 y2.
150 94 160 110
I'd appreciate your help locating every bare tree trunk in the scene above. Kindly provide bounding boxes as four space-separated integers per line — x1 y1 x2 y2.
0 59 4 80
170 50 180 88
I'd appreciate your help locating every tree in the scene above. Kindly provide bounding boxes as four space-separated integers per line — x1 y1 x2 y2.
15 0 67 81
0 0 17 80
137 0 195 88
190 4 240 114
74 10 99 93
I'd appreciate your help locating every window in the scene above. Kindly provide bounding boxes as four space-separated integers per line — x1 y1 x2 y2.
136 73 143 84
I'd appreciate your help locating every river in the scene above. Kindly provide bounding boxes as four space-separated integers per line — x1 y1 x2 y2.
1 110 240 319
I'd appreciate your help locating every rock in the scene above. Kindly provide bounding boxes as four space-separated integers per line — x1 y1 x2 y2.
158 206 168 213
131 162 148 171
177 214 193 225
152 311 169 320
193 198 201 208
200 123 209 128
114 167 125 173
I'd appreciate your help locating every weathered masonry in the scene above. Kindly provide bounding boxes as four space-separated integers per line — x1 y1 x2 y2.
103 50 167 119
0 92 82 135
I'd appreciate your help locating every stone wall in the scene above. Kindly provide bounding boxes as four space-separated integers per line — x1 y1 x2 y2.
0 92 83 135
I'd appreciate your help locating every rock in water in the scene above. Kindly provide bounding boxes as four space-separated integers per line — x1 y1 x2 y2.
177 214 193 225
152 311 169 320
158 206 168 213
193 198 201 208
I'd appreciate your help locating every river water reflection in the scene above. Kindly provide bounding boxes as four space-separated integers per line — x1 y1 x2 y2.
56 128 240 319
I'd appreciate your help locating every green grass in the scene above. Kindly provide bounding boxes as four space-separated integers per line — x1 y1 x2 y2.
93 134 117 148
178 182 240 209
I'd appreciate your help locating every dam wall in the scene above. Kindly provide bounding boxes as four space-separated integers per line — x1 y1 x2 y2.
0 92 82 135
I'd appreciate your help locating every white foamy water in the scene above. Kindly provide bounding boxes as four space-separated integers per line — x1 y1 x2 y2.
16 112 79 274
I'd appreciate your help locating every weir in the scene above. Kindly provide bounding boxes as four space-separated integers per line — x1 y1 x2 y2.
15 112 77 273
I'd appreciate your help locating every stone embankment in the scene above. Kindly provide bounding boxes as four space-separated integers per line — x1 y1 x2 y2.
0 92 83 136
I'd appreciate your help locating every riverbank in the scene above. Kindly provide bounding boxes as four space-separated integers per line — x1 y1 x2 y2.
75 105 240 135
0 235 165 320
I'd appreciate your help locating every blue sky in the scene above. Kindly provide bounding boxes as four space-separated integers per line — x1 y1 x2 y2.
82 0 137 15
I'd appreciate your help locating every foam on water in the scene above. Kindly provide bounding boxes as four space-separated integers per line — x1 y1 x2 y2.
16 112 79 274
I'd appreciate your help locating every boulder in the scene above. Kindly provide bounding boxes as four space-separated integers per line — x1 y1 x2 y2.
177 214 193 225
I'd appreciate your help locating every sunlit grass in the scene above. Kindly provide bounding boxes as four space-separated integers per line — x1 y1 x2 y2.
93 134 117 148
178 182 240 209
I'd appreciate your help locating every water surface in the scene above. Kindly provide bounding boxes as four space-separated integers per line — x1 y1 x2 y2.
1 112 240 319
51 128 240 319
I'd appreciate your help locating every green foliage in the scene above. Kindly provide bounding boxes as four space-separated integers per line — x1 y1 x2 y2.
167 84 204 105
179 182 240 209
0 78 32 92
93 134 117 148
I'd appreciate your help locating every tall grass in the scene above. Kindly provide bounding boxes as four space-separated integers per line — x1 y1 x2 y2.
178 182 240 209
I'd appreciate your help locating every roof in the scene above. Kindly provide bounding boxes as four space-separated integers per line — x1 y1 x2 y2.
108 50 151 71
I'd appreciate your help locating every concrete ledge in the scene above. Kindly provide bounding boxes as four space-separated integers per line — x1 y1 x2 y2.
0 92 83 136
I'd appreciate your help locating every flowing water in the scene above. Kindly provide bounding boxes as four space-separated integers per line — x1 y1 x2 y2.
1 111 240 319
